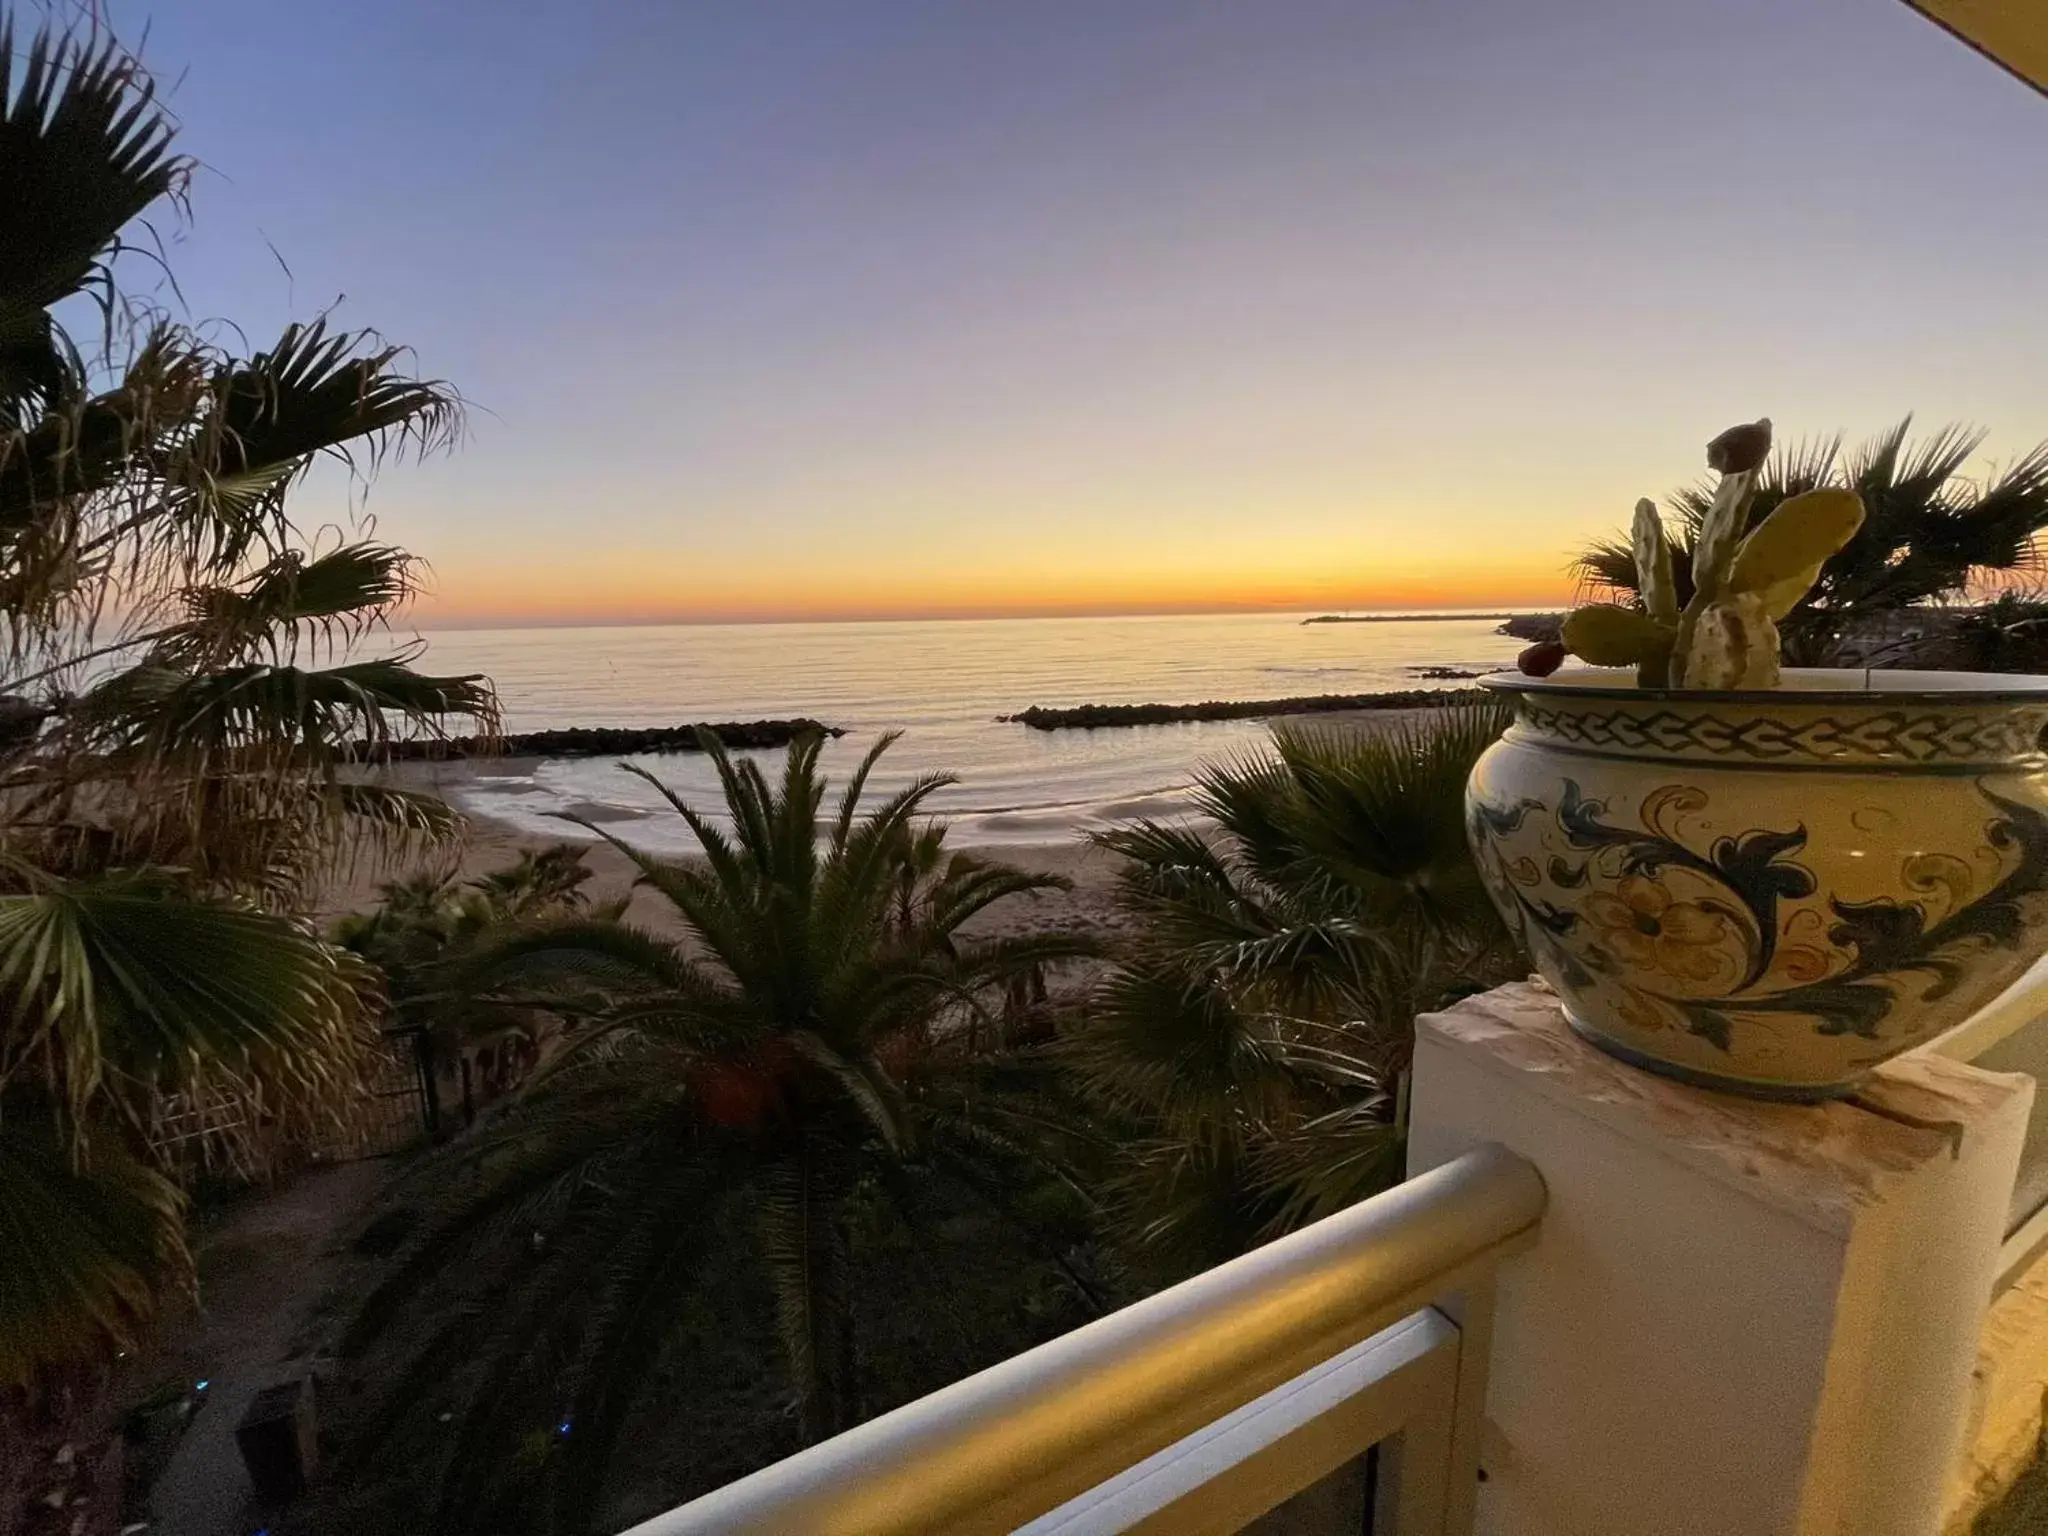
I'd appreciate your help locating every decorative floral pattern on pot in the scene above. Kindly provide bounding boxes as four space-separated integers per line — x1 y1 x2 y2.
1467 676 2048 1099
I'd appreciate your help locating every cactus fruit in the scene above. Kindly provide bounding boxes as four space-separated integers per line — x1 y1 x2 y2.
1706 419 1774 475
1530 418 1867 691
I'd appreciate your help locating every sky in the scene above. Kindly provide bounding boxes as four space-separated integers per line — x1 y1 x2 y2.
110 0 2048 628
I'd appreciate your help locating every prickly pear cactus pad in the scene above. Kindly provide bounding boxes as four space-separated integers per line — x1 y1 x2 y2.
1535 420 1866 690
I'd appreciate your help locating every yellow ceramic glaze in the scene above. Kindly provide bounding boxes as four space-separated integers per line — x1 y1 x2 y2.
1466 668 2048 1100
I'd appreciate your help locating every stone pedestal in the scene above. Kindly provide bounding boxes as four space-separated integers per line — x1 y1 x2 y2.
1408 982 2033 1536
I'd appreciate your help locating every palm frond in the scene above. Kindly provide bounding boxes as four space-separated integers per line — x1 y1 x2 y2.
614 761 750 893
195 320 460 486
0 1111 186 1385
0 874 364 1139
0 17 186 415
158 542 420 668
831 730 900 853
1067 965 1295 1138
790 1030 909 1152
74 653 497 764
1253 1095 1403 1235
333 781 464 843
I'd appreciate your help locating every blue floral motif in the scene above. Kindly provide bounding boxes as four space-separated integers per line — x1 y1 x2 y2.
1469 781 2048 1053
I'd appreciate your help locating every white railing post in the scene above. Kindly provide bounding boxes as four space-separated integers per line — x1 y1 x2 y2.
1409 981 2033 1536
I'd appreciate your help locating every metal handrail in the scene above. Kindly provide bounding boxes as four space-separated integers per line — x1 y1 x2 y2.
623 1143 1545 1536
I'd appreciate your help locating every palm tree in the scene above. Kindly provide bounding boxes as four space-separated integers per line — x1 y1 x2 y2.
1575 420 2048 665
334 846 615 1126
1075 705 1517 1272
0 13 495 1387
337 733 1101 1534
335 844 609 1027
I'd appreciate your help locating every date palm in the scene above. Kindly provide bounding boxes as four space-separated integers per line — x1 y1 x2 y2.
1574 420 2048 666
1077 705 1516 1271
337 733 1099 1535
1 13 494 1386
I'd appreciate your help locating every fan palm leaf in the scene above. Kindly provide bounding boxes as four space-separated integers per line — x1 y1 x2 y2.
0 18 184 416
72 654 495 765
0 875 368 1384
0 874 365 1138
0 1113 185 1383
150 322 461 571
156 542 420 669
1079 704 1516 1271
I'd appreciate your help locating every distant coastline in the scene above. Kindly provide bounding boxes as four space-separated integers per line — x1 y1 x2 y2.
1302 611 1526 625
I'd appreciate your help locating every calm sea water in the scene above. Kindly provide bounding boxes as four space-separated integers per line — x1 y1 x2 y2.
413 612 1524 850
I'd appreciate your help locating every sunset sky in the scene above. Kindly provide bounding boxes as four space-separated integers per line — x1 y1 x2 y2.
132 0 2045 628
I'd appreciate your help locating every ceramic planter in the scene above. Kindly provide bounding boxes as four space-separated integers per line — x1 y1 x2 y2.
1464 668 2048 1100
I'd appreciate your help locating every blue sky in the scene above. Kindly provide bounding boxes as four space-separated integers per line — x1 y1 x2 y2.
117 0 2048 624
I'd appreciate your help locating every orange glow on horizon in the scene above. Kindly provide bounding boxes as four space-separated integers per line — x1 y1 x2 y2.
410 558 1578 629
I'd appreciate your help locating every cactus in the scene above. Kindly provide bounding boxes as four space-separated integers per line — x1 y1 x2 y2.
1561 604 1671 667
1727 488 1864 598
1633 499 1677 625
1683 593 1781 690
1532 419 1865 690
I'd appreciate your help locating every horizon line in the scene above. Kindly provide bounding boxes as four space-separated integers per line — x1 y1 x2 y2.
409 596 1571 633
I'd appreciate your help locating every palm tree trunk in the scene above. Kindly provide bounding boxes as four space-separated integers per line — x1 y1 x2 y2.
831 1212 860 1433
788 1140 857 1444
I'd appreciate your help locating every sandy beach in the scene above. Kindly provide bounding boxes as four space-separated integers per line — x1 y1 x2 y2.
320 757 1134 945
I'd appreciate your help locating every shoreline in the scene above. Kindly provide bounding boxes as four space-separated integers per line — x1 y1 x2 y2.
325 695 1462 932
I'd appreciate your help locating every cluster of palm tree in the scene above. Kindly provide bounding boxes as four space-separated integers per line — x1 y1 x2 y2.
332 735 1103 1534
336 844 608 1033
1 15 494 1389
321 708 1517 1533
1575 420 2048 665
1069 706 1518 1273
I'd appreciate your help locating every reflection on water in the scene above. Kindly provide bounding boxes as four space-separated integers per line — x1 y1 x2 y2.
413 611 1523 850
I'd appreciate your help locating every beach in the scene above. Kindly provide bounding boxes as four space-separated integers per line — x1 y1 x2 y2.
322 754 1136 945
319 704 1452 944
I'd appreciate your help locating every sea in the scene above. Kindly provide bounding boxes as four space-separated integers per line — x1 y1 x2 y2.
411 611 1527 852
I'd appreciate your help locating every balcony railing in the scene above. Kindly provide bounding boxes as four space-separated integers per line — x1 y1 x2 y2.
623 1143 1544 1536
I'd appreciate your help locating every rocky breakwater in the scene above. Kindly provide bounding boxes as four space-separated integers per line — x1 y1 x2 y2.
1003 689 1483 730
1496 613 1563 642
358 719 844 761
